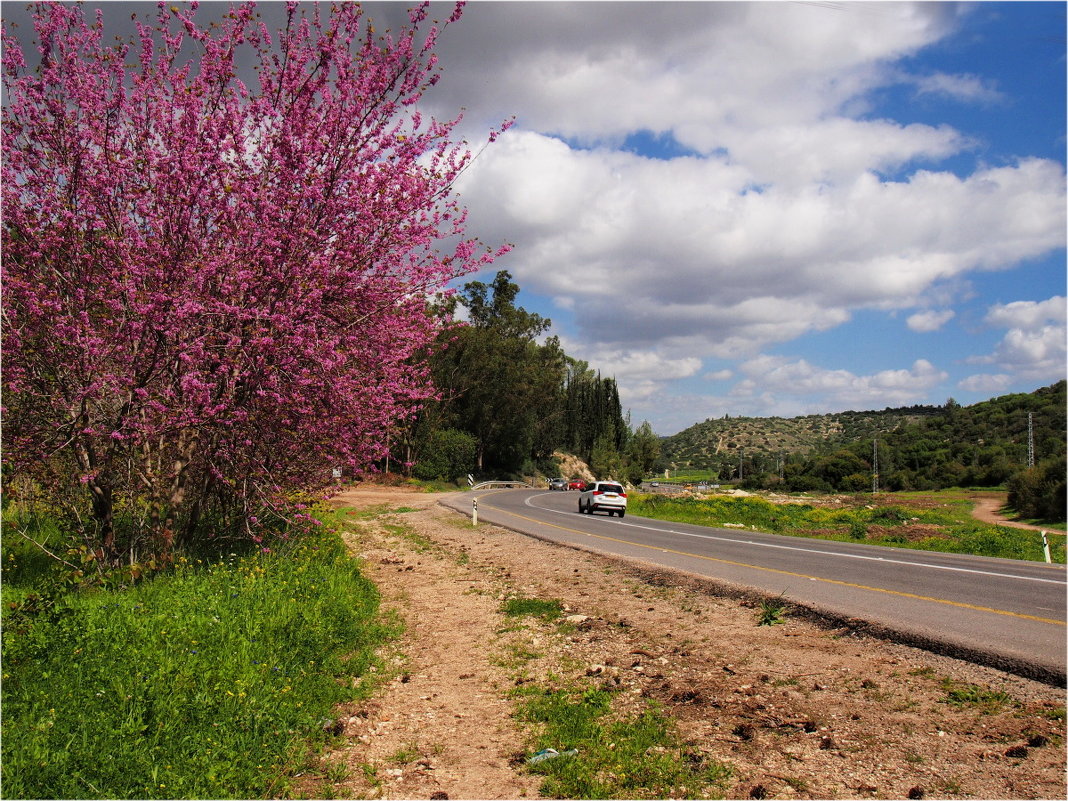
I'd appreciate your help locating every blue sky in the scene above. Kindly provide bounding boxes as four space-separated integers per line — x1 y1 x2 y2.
410 0 1066 434
6 1 1062 436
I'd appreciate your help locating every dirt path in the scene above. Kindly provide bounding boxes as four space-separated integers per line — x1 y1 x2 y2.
312 486 538 799
312 485 1066 800
967 492 1051 532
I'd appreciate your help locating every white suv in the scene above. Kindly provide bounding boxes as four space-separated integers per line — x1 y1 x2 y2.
578 481 627 517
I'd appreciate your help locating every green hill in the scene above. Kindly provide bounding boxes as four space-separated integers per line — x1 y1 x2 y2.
662 406 940 467
659 382 1066 499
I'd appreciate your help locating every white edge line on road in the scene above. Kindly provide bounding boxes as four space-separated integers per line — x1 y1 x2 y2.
522 492 1065 586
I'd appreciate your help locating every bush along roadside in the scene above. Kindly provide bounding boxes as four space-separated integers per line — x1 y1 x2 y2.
0 510 397 800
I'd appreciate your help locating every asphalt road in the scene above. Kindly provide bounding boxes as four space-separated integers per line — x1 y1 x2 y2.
444 489 1067 685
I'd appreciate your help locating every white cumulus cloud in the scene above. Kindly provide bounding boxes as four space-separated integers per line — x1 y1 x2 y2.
429 1 1065 424
735 355 949 409
907 309 956 332
957 373 1013 394
965 296 1067 383
911 71 1005 104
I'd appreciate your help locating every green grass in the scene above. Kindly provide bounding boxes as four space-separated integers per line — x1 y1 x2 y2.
1 510 396 799
341 505 436 553
381 521 436 552
341 503 415 520
651 476 730 492
756 595 789 626
1039 706 1066 721
406 478 465 493
387 742 422 764
513 684 731 799
498 593 730 798
501 596 565 621
628 493 1066 562
939 678 1018 713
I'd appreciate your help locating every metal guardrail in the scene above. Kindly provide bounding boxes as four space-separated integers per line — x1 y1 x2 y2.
470 480 533 491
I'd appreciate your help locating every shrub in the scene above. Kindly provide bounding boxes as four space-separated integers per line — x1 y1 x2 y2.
413 428 478 482
869 506 909 524
1008 458 1067 522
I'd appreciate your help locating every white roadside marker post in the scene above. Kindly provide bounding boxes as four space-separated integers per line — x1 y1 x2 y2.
472 498 478 527
1041 530 1051 563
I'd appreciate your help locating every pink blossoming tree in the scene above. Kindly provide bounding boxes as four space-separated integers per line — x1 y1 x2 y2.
2 1 507 566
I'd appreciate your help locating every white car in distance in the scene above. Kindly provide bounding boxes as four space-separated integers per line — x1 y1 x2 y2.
578 481 627 518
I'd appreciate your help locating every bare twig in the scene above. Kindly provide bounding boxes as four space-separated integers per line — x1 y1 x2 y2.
14 528 82 572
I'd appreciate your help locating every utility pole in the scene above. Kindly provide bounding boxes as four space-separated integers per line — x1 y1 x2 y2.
1027 412 1035 468
872 438 879 494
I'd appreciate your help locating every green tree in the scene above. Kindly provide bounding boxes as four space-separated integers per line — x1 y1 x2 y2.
624 420 661 484
425 271 566 474
563 365 626 461
590 433 624 480
412 429 477 482
405 272 632 479
814 449 869 490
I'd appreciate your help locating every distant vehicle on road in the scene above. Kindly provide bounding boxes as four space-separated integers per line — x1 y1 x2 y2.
567 479 586 491
578 481 627 517
548 478 567 491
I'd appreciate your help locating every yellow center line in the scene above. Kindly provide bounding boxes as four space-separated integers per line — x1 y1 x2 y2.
479 497 1065 627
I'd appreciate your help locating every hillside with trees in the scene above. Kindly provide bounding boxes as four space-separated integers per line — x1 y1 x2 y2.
660 382 1065 520
662 406 941 465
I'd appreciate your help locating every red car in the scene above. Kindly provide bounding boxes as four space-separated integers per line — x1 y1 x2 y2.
567 480 586 491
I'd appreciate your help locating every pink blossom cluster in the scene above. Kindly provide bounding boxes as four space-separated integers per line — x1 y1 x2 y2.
2 1 508 561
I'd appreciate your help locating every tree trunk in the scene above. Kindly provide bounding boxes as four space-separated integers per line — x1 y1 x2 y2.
88 478 116 563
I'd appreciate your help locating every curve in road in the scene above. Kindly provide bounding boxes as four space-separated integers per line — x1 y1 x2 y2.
445 489 1066 686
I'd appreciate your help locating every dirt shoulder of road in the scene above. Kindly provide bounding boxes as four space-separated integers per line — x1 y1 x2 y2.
312 485 1066 801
